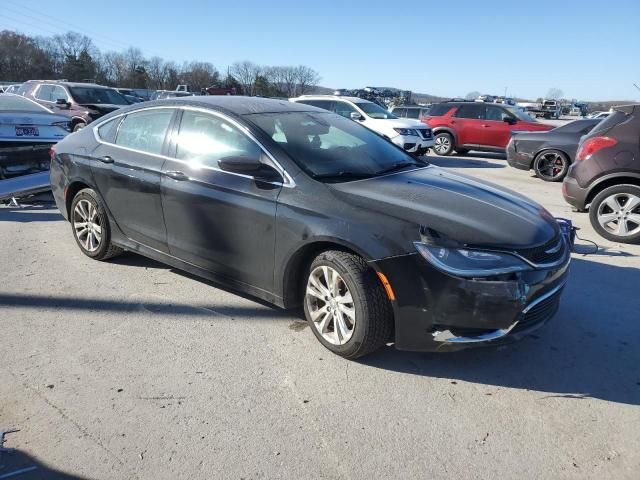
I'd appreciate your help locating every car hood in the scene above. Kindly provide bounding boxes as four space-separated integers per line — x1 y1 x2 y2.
329 166 558 249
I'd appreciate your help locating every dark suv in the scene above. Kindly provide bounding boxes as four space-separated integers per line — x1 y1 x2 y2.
562 104 640 243
18 81 129 131
425 101 552 156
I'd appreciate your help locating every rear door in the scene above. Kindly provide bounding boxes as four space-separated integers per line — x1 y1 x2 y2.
160 108 282 292
452 103 486 145
90 107 175 252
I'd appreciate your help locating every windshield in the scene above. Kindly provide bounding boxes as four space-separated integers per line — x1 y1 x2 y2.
69 87 129 105
248 111 423 182
354 102 397 119
505 106 538 122
0 94 49 112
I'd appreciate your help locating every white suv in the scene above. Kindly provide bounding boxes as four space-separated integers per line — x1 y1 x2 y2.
290 95 434 155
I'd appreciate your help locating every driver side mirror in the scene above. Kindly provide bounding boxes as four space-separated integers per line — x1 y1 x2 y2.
56 98 70 108
503 116 517 125
218 155 282 182
350 112 364 121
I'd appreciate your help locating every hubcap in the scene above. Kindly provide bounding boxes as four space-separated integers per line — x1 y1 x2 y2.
305 266 355 345
537 152 566 178
73 199 102 252
597 193 640 237
434 136 450 154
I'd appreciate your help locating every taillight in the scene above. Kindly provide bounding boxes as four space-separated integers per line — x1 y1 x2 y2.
50 146 55 160
576 136 617 161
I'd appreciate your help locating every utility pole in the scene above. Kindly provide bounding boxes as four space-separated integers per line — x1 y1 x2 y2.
504 86 508 97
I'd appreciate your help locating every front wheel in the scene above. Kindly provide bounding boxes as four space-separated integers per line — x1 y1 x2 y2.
303 251 393 359
433 132 454 156
589 185 640 244
533 150 569 181
73 122 86 132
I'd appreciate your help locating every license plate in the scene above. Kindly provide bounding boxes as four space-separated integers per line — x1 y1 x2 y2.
15 127 39 137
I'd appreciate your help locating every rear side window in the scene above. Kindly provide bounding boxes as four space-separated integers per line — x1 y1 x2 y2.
405 108 420 119
96 117 122 143
115 109 173 155
454 104 485 119
333 101 357 118
298 100 334 112
427 104 455 117
392 108 406 117
590 110 630 136
175 110 262 168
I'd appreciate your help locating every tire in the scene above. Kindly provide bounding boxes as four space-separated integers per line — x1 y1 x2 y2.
70 188 123 260
455 148 469 155
433 132 454 156
533 150 569 182
303 250 393 359
73 122 86 132
589 185 640 244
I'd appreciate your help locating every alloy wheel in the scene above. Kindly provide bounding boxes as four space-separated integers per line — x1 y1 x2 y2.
73 199 102 252
305 266 356 345
596 193 640 237
536 151 567 179
434 135 451 154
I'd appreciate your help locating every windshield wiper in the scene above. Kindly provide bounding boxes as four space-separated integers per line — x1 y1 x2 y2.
374 161 421 176
313 171 373 181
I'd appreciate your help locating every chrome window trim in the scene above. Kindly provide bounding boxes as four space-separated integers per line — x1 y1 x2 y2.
91 105 296 188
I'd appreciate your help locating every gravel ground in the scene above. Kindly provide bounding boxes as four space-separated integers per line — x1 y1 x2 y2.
1 144 639 479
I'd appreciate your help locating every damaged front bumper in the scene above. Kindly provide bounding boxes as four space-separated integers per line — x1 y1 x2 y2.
371 250 570 352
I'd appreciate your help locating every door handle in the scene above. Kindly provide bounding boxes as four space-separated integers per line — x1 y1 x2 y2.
481 124 491 128
164 170 188 181
98 155 114 164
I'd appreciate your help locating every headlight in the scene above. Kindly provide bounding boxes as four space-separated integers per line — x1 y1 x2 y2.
52 121 71 132
414 242 530 277
393 128 418 136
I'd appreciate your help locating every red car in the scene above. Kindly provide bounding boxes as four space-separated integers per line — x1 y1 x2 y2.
425 101 553 156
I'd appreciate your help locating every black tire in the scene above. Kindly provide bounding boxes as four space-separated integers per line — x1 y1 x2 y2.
589 185 640 244
303 250 393 359
533 150 569 182
455 148 469 155
433 132 454 156
70 188 123 260
73 122 86 132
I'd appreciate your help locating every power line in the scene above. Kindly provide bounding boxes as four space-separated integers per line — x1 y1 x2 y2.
0 12 69 38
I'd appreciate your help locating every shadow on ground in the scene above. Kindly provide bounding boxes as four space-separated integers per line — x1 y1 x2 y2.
0 449 88 479
0 205 62 223
361 257 640 406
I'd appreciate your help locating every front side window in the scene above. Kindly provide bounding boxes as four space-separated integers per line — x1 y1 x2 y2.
248 111 421 181
333 101 357 118
175 110 262 168
354 102 397 119
392 108 406 117
405 108 420 119
298 100 334 112
35 85 54 101
115 109 173 155
51 86 69 102
485 105 510 121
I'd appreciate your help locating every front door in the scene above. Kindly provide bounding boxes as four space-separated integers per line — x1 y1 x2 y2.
483 105 515 148
161 108 281 292
90 108 175 252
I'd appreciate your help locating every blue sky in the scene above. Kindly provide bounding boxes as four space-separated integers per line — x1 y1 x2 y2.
1 0 639 101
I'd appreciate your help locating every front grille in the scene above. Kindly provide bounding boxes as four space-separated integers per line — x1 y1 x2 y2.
418 128 432 139
511 288 562 333
514 235 565 265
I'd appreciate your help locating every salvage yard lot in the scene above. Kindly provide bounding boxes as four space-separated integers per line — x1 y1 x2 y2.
1 148 639 479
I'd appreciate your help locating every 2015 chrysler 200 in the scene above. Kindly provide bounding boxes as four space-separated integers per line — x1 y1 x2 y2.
50 97 570 359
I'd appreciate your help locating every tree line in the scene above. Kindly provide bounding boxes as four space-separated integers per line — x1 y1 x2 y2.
0 30 321 95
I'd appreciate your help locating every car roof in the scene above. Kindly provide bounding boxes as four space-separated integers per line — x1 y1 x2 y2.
112 96 322 116
26 80 113 89
293 95 373 104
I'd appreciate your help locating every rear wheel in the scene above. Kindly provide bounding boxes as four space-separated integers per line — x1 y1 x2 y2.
303 250 393 359
589 185 640 244
533 150 569 181
433 132 454 156
70 188 123 260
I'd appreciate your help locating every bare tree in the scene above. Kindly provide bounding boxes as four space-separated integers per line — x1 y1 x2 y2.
230 61 262 95
180 61 220 91
546 88 564 100
294 65 320 96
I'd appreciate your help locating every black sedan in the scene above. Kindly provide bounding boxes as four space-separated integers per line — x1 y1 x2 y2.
50 97 570 359
506 119 600 181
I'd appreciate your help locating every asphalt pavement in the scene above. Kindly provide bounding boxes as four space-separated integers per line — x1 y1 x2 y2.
1 146 639 479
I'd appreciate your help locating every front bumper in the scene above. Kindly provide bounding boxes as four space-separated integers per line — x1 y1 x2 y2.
506 139 533 171
371 248 570 352
391 134 434 153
